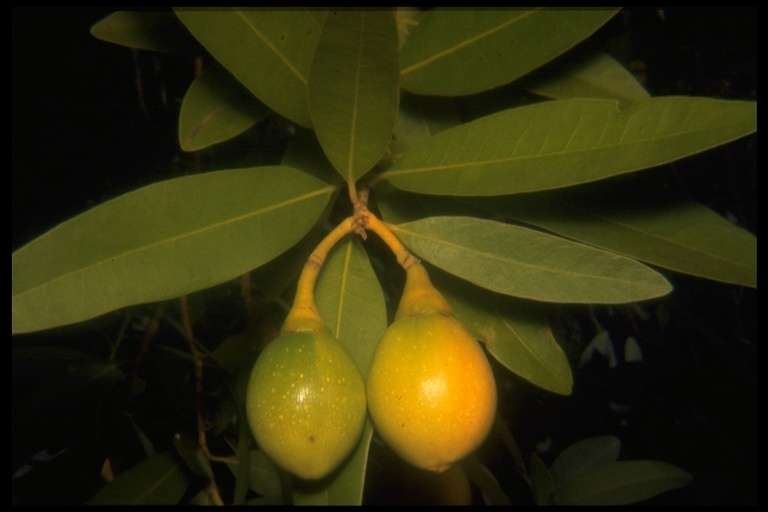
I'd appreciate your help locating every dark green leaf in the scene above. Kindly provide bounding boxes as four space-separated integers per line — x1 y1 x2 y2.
382 97 757 196
400 8 619 96
550 436 621 492
519 49 651 109
309 9 400 182
530 452 555 505
90 10 202 54
179 63 269 152
554 460 692 505
392 216 672 304
88 452 190 505
13 166 336 334
175 8 326 127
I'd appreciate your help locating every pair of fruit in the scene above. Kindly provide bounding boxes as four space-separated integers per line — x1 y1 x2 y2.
245 262 497 480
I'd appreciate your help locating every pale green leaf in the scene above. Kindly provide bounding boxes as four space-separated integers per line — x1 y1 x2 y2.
316 237 387 380
550 436 621 492
88 452 190 505
12 166 336 334
175 8 325 128
179 63 268 152
90 10 201 54
530 452 556 505
554 460 692 505
469 181 757 287
400 8 619 96
309 9 400 182
382 97 757 196
391 216 672 304
435 270 572 394
520 49 651 109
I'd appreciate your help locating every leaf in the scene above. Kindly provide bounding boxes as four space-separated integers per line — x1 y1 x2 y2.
554 460 692 505
530 452 556 505
88 452 190 505
175 8 326 128
381 97 757 196
309 9 400 183
391 216 672 304
12 166 336 334
400 8 619 96
316 237 387 382
90 10 202 54
391 92 461 154
469 180 758 287
519 49 650 109
550 436 621 492
435 269 572 395
179 63 269 152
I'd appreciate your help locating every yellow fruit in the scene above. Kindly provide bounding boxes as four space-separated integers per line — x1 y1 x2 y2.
367 312 497 472
246 330 366 480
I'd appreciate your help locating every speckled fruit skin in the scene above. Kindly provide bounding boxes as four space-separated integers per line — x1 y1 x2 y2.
366 313 497 472
246 331 366 480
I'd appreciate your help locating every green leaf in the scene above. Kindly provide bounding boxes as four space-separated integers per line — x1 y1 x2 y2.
391 216 672 304
90 10 202 54
12 166 336 334
179 63 269 152
519 49 650 109
88 452 190 505
470 181 757 287
309 9 400 183
281 128 345 186
382 97 757 196
391 92 461 154
530 452 556 505
435 270 572 395
316 237 387 382
554 460 692 505
550 436 621 492
400 8 619 96
174 8 326 128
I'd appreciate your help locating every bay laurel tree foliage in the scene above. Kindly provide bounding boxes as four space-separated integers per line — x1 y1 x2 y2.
12 8 755 506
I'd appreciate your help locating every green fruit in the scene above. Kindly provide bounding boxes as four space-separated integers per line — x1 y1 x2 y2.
246 330 366 480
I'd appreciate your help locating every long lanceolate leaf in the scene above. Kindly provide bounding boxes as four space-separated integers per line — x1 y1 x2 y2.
12 167 336 334
391 216 672 304
471 184 757 288
174 8 325 128
399 8 619 96
382 97 757 196
309 9 400 184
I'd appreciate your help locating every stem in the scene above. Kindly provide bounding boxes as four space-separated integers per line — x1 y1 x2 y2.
282 217 356 333
359 207 419 270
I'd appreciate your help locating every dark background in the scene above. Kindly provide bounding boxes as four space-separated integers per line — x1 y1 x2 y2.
12 8 756 505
